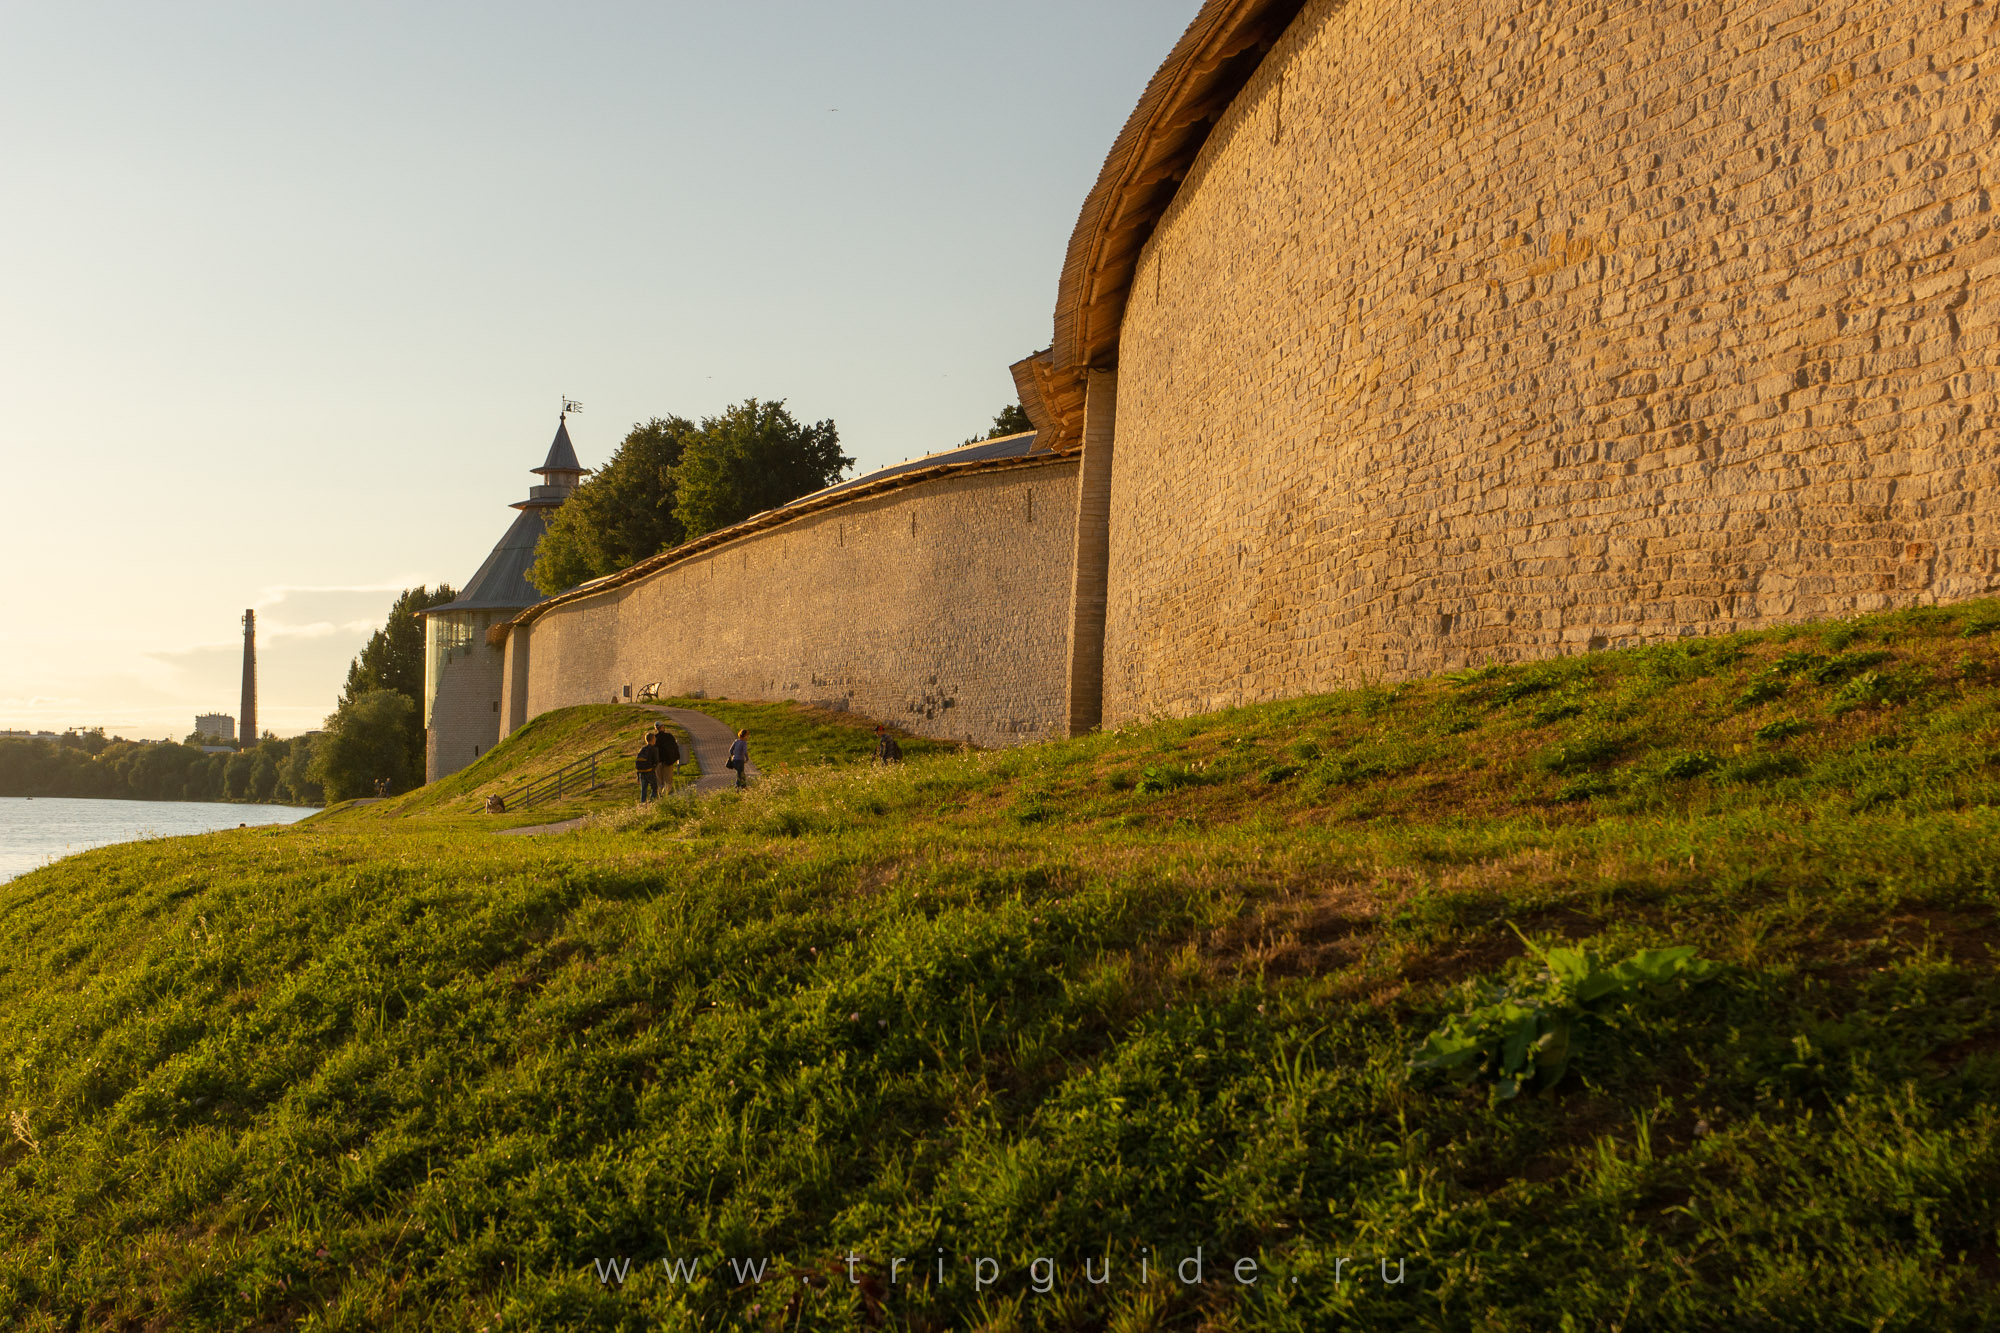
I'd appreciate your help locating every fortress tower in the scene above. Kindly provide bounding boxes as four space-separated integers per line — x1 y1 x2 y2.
420 416 584 782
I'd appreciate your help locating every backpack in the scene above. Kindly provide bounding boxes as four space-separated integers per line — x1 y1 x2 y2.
635 744 658 771
885 737 902 761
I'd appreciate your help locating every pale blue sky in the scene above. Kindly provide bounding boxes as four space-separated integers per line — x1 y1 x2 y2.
0 1 1200 737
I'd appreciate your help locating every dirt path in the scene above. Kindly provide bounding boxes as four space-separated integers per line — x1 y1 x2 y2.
496 705 759 836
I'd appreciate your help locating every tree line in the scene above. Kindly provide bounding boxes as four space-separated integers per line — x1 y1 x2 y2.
528 398 853 595
0 585 455 806
0 730 323 804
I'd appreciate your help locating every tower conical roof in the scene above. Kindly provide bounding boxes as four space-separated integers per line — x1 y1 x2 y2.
425 417 583 616
432 506 554 612
534 417 582 475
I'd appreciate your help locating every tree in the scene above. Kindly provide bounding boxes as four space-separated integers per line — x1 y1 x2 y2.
279 734 324 805
313 690 417 802
528 417 697 596
674 399 852 540
340 586 457 710
338 585 455 783
963 402 1033 445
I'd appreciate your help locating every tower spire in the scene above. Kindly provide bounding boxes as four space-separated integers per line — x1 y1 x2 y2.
525 406 586 505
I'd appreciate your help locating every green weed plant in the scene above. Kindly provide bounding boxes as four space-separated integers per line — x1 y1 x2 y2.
1407 929 1720 1099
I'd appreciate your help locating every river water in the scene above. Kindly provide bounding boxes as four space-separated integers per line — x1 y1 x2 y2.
0 797 316 884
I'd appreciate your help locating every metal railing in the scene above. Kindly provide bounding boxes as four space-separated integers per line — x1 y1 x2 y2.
496 745 613 810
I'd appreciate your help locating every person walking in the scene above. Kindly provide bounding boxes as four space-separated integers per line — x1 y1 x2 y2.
727 729 750 788
654 723 682 794
635 733 660 802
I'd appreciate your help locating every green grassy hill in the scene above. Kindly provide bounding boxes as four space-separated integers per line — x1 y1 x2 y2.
3 602 1998 1330
338 704 664 827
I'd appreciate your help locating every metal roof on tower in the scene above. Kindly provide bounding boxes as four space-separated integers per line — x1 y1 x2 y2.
534 417 583 477
424 416 583 616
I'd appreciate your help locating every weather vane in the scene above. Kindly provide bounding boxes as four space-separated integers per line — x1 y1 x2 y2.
562 396 584 417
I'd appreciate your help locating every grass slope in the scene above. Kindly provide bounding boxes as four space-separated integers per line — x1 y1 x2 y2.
3 602 2000 1330
342 706 678 829
655 697 959 773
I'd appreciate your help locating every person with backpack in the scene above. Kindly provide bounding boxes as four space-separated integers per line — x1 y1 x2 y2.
874 724 902 765
727 729 750 788
653 723 682 794
635 734 660 802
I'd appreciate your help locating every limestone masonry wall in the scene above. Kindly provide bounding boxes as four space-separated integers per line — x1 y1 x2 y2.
515 459 1078 747
1105 0 2000 724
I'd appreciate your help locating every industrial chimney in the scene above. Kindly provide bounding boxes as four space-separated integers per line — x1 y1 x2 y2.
240 609 257 747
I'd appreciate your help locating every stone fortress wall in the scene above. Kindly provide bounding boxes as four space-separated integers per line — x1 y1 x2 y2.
504 457 1079 748
1097 0 2000 724
484 0 2000 760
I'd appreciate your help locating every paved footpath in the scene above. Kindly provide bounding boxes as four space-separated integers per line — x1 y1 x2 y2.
640 704 762 793
497 705 760 836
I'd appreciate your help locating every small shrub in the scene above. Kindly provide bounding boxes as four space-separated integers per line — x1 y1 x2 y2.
1851 772 1915 811
1011 794 1053 825
1828 670 1914 716
1134 764 1209 794
1958 616 2000 639
1312 753 1392 788
1753 718 1810 743
1810 650 1895 685
1735 674 1789 709
1260 763 1300 784
1432 707 1480 735
1772 651 1828 676
1530 698 1584 726
1553 773 1617 802
760 810 813 838
1658 750 1721 781
1536 732 1624 774
1493 676 1557 705
1407 932 1721 1099
1723 753 1804 784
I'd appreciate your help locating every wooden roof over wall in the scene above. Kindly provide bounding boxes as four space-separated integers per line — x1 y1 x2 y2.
1013 0 1310 450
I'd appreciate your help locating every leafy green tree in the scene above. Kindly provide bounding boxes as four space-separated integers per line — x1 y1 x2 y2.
963 402 1033 445
224 751 255 800
340 586 457 709
338 586 455 783
674 399 851 540
279 734 324 805
528 417 697 596
313 691 418 803
250 751 280 802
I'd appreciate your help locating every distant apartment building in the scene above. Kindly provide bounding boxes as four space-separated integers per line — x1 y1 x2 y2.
194 713 235 744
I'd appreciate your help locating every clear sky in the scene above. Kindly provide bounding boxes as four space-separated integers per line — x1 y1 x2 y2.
1 1 1201 739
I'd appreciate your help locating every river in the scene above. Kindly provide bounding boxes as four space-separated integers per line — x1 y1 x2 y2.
0 796 316 884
